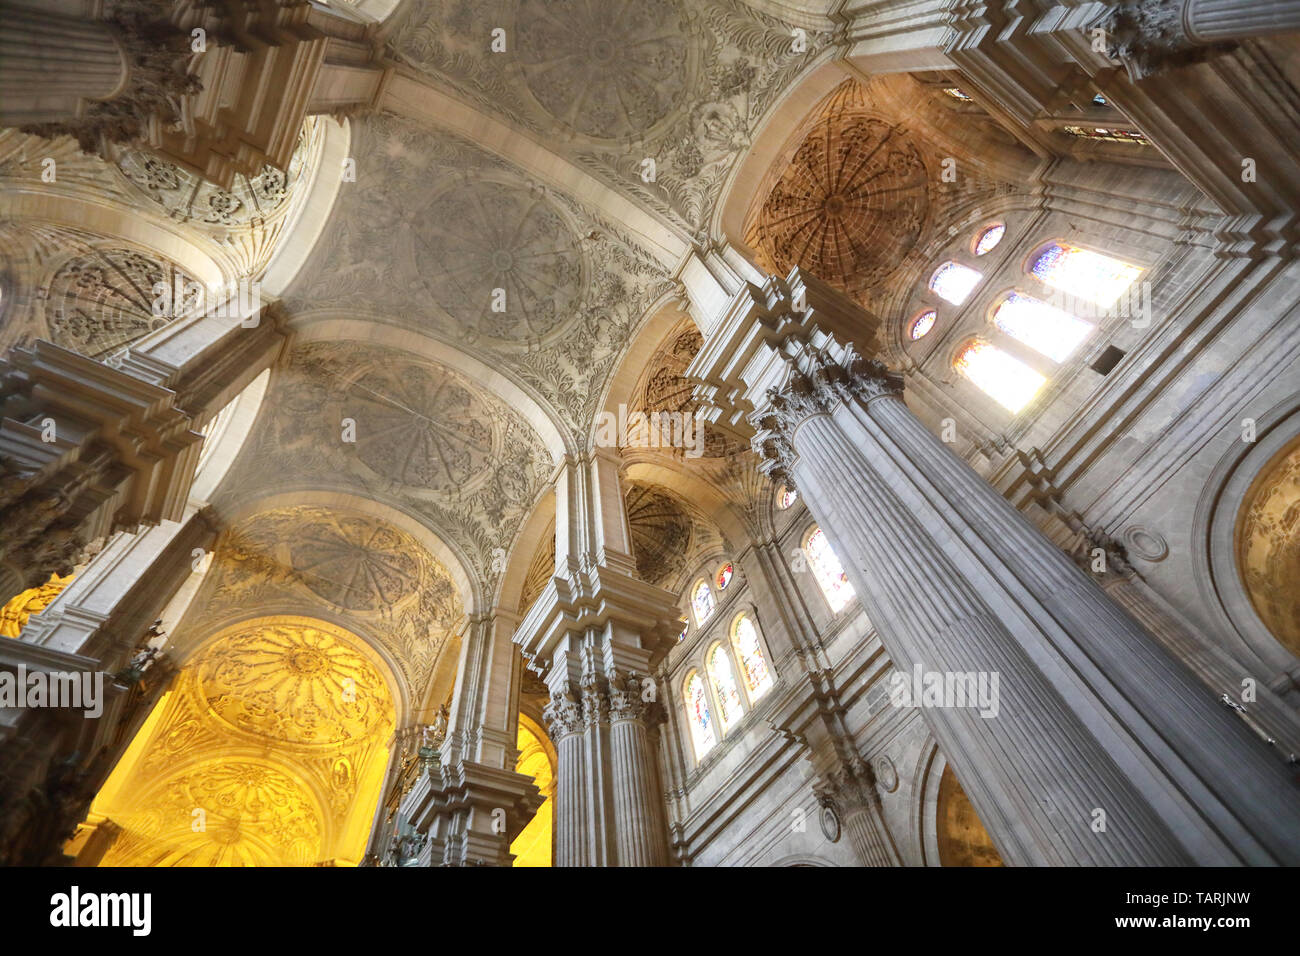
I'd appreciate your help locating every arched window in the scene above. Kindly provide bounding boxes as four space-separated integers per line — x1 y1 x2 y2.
684 672 716 759
1029 241 1142 308
677 619 688 643
690 579 715 627
991 291 1094 362
909 309 937 340
777 486 798 510
803 526 854 613
973 224 1005 255
715 563 734 590
707 644 745 731
731 614 773 700
953 340 1045 412
929 262 982 305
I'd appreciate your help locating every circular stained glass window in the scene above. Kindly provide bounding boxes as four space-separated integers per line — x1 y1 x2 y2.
910 310 937 340
974 224 1005 255
716 563 734 590
777 486 798 509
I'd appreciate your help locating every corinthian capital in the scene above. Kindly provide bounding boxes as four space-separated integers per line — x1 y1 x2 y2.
542 685 584 739
607 670 650 722
1099 0 1235 81
748 345 903 487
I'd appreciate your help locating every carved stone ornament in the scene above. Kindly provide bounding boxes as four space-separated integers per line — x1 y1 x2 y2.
542 685 585 739
748 346 904 487
21 4 202 157
607 670 649 722
1099 0 1236 82
819 804 842 843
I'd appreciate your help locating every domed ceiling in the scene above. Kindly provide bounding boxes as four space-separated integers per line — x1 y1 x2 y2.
215 340 554 592
186 502 466 700
389 0 832 232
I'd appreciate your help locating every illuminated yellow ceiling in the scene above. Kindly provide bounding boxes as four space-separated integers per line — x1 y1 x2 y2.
510 715 555 867
84 616 395 866
1237 441 1300 658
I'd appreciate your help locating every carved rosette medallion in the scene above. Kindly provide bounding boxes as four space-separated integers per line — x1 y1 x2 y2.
515 0 693 141
752 112 929 297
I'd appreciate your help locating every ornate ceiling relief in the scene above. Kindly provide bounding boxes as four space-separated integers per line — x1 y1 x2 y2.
748 83 930 298
626 315 749 460
0 220 206 359
115 118 322 228
42 245 201 359
110 117 325 278
514 0 693 141
746 79 1021 315
284 113 674 434
1237 442 1300 658
213 339 552 598
413 179 584 347
517 517 555 615
189 504 464 699
91 617 395 867
390 0 830 234
624 481 723 592
0 118 321 360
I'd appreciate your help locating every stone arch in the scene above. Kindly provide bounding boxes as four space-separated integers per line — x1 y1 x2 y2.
914 741 1004 867
174 492 477 722
85 614 399 867
1196 392 1300 689
287 311 571 460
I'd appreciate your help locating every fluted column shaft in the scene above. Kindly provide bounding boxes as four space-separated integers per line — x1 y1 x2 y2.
544 693 589 868
608 675 669 867
0 8 125 127
842 806 893 867
1185 0 1300 41
754 350 1300 865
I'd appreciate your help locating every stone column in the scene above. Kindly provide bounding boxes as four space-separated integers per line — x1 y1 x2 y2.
542 687 588 867
813 760 896 867
1097 0 1300 80
0 7 127 128
517 449 682 866
1185 0 1300 41
689 269 1300 866
607 671 668 867
398 610 544 867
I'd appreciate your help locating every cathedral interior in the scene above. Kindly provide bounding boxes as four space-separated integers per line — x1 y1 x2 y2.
1 0 1299 869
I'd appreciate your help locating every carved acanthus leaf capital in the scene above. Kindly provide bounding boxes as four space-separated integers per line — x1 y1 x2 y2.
607 670 650 723
542 685 584 739
748 345 903 488
1099 0 1235 81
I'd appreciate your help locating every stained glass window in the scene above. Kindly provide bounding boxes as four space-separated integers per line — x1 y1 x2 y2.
954 340 1046 412
684 672 716 758
1030 241 1143 308
943 88 973 102
804 526 854 613
777 486 798 509
1062 125 1147 146
991 291 1094 362
691 579 714 627
974 224 1005 255
678 619 688 643
716 563 734 590
910 310 937 340
929 262 982 305
707 644 745 731
731 614 773 700
1091 94 1108 106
